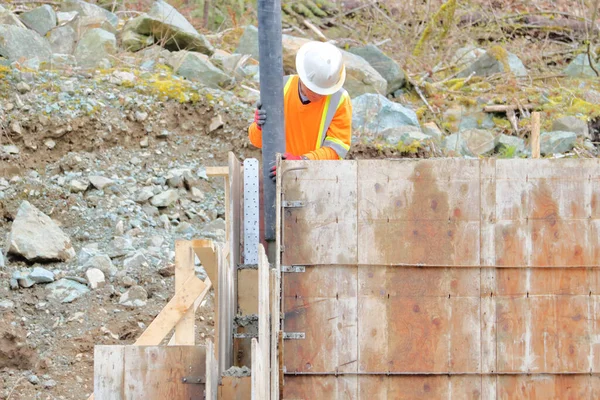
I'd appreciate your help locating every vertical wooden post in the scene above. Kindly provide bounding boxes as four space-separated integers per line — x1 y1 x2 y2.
531 111 541 159
251 338 265 400
258 245 271 396
206 339 218 400
174 240 195 345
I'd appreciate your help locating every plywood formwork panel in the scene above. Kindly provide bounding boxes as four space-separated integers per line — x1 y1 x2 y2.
357 159 481 266
281 160 357 266
283 376 358 399
283 265 358 373
497 374 597 399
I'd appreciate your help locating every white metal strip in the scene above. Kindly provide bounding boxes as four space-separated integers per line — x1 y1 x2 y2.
243 158 260 264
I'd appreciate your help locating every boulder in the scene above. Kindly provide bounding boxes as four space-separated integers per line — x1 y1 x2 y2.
380 126 430 147
352 94 419 136
443 133 472 156
47 25 76 55
121 30 154 52
47 278 90 303
74 28 116 68
496 134 526 154
84 254 117 276
563 54 600 78
235 25 259 59
458 46 527 78
552 116 590 139
106 237 134 258
19 5 57 36
540 131 577 155
459 129 496 155
452 45 485 66
85 268 105 289
150 189 179 208
442 107 494 133
124 0 213 55
0 8 27 28
421 122 444 141
168 51 232 88
8 201 76 262
348 44 405 94
56 11 78 25
29 267 55 284
123 252 149 270
61 0 118 27
0 25 51 62
119 285 148 307
69 179 89 193
41 54 77 71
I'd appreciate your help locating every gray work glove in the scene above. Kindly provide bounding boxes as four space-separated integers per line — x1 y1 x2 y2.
254 101 266 129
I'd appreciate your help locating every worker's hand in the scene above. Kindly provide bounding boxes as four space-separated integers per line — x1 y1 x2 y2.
254 101 266 130
269 153 305 182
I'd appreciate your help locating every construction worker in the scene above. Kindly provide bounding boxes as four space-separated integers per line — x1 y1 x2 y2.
248 41 352 181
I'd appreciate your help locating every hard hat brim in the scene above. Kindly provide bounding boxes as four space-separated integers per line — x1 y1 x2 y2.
296 42 346 96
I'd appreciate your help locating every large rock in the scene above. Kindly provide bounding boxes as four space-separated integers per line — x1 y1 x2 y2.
563 54 600 78
235 25 259 59
348 44 405 94
61 0 118 27
89 175 115 190
150 189 179 208
380 126 429 147
541 131 577 155
125 0 213 55
119 285 148 307
352 94 419 136
421 122 444 141
496 134 526 155
168 51 232 88
8 201 76 262
0 8 27 28
443 133 472 156
47 25 76 55
0 25 51 62
459 129 496 155
443 107 494 133
19 5 57 36
452 45 485 66
84 254 117 276
74 28 116 68
552 116 590 139
47 278 90 303
458 46 527 78
121 30 154 52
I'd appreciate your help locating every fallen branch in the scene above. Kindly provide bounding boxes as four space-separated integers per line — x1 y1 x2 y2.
302 19 327 41
483 104 535 113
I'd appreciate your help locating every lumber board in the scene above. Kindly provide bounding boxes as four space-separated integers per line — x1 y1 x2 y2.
258 244 270 396
283 376 357 400
357 159 481 266
272 154 282 400
135 275 210 346
206 166 229 177
238 269 258 314
94 346 125 400
281 160 358 265
219 376 252 400
531 112 540 158
174 240 195 345
206 340 218 400
251 338 265 400
123 346 205 399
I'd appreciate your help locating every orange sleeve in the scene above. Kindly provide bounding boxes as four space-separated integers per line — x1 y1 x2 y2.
305 93 352 160
248 122 263 149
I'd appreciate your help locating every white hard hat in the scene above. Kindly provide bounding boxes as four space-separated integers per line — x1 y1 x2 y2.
296 41 346 96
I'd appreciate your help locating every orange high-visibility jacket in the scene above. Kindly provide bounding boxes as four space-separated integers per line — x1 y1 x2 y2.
248 75 352 160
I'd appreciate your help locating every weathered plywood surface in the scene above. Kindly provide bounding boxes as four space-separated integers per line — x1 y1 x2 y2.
283 376 357 400
357 159 481 266
95 346 206 400
497 375 600 399
281 160 357 265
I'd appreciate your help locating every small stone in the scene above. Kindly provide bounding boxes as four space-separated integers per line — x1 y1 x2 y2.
89 176 115 190
552 116 590 139
421 122 443 141
190 187 205 203
157 129 171 138
42 379 57 389
16 81 31 94
47 278 90 303
159 214 171 230
209 114 224 132
140 137 149 148
106 237 134 258
158 264 175 277
85 268 105 289
28 374 40 385
84 254 117 277
135 111 148 122
0 252 4 267
150 189 179 208
61 81 76 96
0 299 15 309
10 121 22 135
69 179 89 193
123 252 149 270
135 187 155 203
44 139 56 149
3 145 19 154
18 274 36 288
119 285 148 307
29 267 55 283
115 220 124 236
121 276 136 287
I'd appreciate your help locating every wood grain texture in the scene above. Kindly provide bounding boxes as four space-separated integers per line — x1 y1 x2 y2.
281 160 358 265
123 346 205 400
174 240 195 345
258 244 271 396
206 340 218 400
220 376 251 400
94 346 124 400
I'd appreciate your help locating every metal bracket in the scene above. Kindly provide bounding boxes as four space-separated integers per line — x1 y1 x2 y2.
282 200 305 208
182 376 206 384
283 332 305 340
281 265 305 273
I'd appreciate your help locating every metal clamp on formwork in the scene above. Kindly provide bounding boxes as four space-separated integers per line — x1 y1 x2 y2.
281 200 305 208
181 376 206 384
281 265 305 273
283 332 305 340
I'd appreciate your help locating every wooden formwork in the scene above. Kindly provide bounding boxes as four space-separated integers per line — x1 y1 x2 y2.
275 158 600 399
